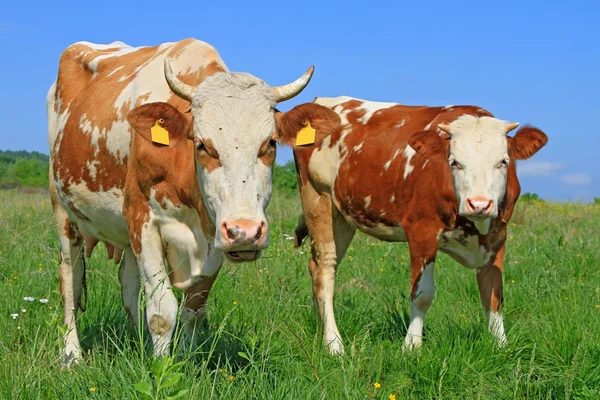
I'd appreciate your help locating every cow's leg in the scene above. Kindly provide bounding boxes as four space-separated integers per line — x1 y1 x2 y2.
119 247 141 329
134 227 178 357
477 246 506 345
180 250 223 349
51 197 85 366
403 231 438 351
303 191 355 355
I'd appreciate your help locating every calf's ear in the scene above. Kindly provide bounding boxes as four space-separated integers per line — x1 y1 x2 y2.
408 130 450 162
127 102 192 145
508 126 548 160
275 103 341 147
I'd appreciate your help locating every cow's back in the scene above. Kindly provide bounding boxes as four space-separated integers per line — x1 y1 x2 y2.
48 39 226 245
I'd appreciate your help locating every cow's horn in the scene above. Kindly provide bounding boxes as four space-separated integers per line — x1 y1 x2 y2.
272 66 315 103
438 124 452 134
164 58 196 101
505 122 520 133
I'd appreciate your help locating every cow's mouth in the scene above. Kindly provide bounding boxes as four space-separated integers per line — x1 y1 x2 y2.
226 250 260 262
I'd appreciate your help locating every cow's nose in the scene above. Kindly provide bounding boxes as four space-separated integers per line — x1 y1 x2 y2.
466 197 494 215
221 220 266 244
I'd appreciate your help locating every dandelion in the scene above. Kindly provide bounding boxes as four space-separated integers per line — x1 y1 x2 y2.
233 301 238 305
511 280 515 283
228 375 235 382
24 297 35 302
379 258 383 261
10 314 19 319
565 297 569 301
38 263 42 267
379 268 383 272
596 304 599 308
39 299 49 304
13 276 18 280
389 394 396 400
374 382 381 389
89 387 96 392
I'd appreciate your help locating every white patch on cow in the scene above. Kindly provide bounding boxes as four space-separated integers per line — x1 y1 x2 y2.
358 100 397 124
424 122 432 130
86 160 100 180
58 181 130 246
446 115 511 218
353 142 364 153
423 160 429 168
107 65 124 77
148 188 213 290
403 146 416 179
443 104 454 110
439 229 493 269
392 148 400 160
364 195 371 209
394 120 406 129
488 310 507 345
404 261 435 351
79 114 131 163
390 195 395 203
383 159 392 170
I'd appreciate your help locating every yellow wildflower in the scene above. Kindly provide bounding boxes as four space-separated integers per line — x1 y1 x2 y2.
374 382 381 389
389 394 396 400
228 375 235 382
233 301 238 305
89 387 96 392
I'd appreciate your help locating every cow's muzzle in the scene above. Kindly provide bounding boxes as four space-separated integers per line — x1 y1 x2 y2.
219 219 267 262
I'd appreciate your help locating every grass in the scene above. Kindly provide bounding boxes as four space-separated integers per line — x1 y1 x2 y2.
1 188 599 399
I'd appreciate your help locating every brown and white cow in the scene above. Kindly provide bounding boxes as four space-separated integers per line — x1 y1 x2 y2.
290 96 548 354
47 39 329 364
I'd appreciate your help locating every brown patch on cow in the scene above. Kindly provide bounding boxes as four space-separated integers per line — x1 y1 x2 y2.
195 137 221 173
149 314 172 336
477 246 505 312
509 126 548 160
184 272 220 311
258 136 277 167
275 103 341 147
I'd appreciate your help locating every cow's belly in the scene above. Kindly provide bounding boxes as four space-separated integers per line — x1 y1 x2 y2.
153 205 218 290
355 222 408 242
439 229 493 269
56 181 130 245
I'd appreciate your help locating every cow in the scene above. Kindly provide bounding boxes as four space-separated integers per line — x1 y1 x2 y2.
47 38 332 365
290 96 548 354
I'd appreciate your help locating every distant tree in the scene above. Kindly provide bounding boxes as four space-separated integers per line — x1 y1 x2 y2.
272 160 299 193
594 197 600 205
520 192 543 202
0 150 49 188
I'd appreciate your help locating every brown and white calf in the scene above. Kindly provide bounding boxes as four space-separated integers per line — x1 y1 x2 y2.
290 96 548 354
47 39 328 364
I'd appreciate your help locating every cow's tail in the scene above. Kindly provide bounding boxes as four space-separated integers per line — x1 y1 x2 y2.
294 212 308 248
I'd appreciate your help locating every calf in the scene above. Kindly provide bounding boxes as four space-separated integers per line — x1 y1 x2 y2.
290 96 547 353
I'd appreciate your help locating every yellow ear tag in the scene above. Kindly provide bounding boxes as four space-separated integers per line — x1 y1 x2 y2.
151 118 170 146
296 120 316 146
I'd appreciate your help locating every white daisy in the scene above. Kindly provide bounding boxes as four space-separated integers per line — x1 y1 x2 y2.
10 314 19 319
24 297 35 302
39 299 49 304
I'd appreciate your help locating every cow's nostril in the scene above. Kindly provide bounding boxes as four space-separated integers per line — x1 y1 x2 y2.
226 225 241 240
255 224 263 240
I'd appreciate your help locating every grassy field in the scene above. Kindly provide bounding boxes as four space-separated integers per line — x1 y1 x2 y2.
1 188 599 399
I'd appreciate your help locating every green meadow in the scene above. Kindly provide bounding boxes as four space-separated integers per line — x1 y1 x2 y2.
1 188 599 399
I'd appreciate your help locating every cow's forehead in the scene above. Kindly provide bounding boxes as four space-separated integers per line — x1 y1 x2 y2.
190 72 276 151
450 115 508 156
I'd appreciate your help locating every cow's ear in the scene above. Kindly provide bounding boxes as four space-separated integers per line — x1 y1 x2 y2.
127 102 192 145
408 130 450 162
508 126 548 160
275 103 341 147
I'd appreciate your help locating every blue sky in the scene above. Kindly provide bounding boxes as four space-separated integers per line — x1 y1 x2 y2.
1 0 598 201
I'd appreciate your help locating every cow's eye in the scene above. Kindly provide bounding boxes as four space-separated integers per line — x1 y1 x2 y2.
449 159 463 170
196 141 206 152
497 158 509 168
269 139 277 148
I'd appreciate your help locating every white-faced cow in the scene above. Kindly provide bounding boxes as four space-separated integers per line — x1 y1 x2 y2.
47 39 330 365
291 96 548 354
